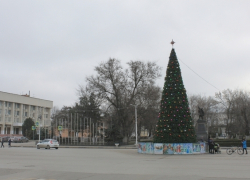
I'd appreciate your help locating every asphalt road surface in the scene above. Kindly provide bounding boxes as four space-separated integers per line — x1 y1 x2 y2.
0 147 249 180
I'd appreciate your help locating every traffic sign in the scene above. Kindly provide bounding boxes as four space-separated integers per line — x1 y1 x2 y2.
35 121 39 127
58 126 63 131
32 126 36 130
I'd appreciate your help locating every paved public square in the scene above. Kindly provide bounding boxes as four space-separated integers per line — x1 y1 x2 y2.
0 146 249 180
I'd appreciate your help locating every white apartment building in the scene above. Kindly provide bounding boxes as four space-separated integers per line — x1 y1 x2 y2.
0 91 53 135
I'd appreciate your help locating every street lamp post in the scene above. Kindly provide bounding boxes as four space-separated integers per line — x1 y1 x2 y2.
130 104 138 146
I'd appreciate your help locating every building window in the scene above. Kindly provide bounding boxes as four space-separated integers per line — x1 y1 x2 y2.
30 106 35 111
16 111 19 116
0 101 2 107
15 118 20 123
30 112 35 117
25 112 28 117
38 107 43 113
15 103 20 108
5 102 12 108
24 105 28 110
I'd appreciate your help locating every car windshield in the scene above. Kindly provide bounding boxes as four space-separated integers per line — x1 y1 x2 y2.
43 140 49 142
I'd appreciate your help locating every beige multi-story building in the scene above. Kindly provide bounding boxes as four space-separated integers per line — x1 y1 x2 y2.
0 91 53 135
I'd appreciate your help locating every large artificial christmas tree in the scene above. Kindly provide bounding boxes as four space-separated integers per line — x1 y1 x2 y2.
153 47 196 143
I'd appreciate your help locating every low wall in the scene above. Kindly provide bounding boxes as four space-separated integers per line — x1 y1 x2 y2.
138 142 207 155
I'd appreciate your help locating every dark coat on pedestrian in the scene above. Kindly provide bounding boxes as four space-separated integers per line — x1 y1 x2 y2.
1 139 4 148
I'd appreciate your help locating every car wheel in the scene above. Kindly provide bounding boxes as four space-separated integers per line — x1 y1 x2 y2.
55 147 58 149
37 145 40 149
47 145 50 149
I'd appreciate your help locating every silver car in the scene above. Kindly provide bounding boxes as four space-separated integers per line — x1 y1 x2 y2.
37 139 59 149
13 136 29 143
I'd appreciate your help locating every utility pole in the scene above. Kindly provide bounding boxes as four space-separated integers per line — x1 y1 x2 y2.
130 104 138 145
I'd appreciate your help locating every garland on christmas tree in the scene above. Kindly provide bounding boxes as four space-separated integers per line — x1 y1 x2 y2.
153 48 196 143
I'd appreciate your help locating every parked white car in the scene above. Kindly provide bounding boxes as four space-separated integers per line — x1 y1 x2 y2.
37 139 59 149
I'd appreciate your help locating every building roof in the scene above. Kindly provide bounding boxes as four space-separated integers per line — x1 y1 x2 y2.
0 91 53 108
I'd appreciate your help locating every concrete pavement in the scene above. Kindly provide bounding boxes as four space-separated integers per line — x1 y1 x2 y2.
0 146 249 180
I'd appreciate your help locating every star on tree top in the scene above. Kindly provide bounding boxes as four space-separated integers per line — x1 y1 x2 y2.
171 40 175 47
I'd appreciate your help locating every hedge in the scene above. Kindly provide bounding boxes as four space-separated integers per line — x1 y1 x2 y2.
212 139 249 147
139 139 250 147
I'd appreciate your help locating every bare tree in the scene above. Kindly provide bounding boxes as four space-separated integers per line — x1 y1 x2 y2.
135 84 161 139
215 89 250 137
188 94 218 127
82 58 161 143
233 90 250 136
215 89 238 136
51 106 60 120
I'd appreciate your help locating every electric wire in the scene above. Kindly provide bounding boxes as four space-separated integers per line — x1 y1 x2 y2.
178 58 220 91
178 57 228 108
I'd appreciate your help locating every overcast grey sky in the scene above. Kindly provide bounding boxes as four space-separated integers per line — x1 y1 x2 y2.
1 0 250 109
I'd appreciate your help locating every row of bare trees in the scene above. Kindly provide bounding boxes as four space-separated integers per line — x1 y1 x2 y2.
52 58 162 143
51 58 250 142
189 89 250 138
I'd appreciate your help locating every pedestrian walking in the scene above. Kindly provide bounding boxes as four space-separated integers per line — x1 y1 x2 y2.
242 138 248 154
1 139 4 148
8 138 11 148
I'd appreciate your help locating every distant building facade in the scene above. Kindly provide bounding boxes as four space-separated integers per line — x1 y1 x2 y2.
0 91 53 135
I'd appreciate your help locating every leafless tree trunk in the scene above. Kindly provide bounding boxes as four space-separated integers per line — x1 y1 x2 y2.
234 90 250 136
215 89 237 137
